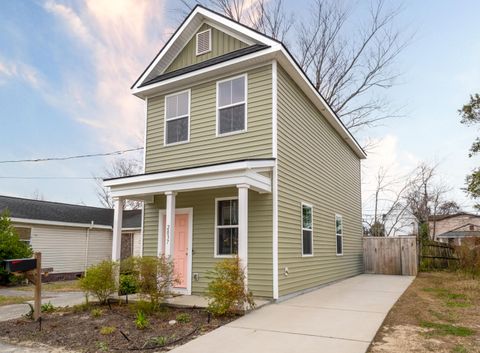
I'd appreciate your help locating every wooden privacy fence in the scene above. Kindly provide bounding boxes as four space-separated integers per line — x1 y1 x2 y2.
420 241 458 270
363 236 418 276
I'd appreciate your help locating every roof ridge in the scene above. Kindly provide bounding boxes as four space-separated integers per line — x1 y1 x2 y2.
0 194 111 211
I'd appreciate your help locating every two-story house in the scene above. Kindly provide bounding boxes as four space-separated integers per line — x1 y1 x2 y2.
104 5 366 301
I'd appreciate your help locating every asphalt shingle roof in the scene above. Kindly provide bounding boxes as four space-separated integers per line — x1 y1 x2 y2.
0 195 141 228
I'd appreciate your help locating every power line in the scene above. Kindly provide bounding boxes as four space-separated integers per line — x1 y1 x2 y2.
0 176 101 180
0 147 143 164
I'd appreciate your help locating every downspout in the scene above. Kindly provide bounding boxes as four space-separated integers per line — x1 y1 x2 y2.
84 221 94 272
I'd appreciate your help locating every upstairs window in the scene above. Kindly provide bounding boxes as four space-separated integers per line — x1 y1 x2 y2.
196 29 211 55
302 203 313 256
217 75 247 136
336 215 343 255
215 198 238 256
165 90 190 145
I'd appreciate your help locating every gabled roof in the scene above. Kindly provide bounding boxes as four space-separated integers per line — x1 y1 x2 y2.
132 5 366 159
428 212 480 222
0 195 141 229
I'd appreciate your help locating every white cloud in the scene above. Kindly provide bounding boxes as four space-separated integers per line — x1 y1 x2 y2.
0 57 42 88
42 0 169 149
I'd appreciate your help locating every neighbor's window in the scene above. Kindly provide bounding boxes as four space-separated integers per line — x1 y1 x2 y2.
165 90 190 145
302 204 313 256
336 215 343 255
216 199 239 256
217 75 246 135
15 227 32 245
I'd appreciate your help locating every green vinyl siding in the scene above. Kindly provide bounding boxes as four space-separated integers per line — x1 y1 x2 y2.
276 66 363 297
142 188 273 298
165 24 249 73
145 64 272 173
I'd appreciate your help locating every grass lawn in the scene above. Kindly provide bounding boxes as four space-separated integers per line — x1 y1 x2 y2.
15 279 81 292
0 295 33 306
369 271 480 353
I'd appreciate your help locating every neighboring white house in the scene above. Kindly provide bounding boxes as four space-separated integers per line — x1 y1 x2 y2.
0 195 142 280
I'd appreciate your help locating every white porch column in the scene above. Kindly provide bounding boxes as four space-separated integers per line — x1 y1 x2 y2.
237 184 249 284
164 191 177 258
112 197 124 261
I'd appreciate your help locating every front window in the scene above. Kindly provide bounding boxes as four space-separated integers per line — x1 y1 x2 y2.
216 199 238 256
217 75 246 135
165 90 189 145
15 227 31 245
336 215 343 255
302 204 313 256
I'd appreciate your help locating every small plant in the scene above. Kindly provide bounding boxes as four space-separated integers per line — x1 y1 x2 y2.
176 313 191 323
133 300 158 315
135 310 149 330
100 326 116 335
41 302 55 313
205 257 255 316
96 341 109 352
80 260 118 304
119 274 138 304
91 308 104 318
72 302 90 313
150 336 168 346
136 256 177 306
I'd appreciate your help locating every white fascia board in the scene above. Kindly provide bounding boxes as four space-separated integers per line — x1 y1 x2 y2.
104 160 274 187
11 218 112 230
132 46 279 98
276 49 366 159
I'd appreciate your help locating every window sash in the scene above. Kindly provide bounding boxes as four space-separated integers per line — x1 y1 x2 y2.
165 91 189 145
301 204 313 256
336 215 343 255
302 229 313 255
215 198 239 256
165 91 189 120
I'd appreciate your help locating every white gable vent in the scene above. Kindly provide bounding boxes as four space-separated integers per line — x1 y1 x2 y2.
196 29 211 56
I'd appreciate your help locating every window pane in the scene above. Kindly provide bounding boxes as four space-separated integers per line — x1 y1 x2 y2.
231 77 245 104
303 230 312 255
219 105 245 134
217 200 238 226
166 95 177 119
218 228 238 255
166 117 188 144
336 217 342 235
218 81 231 107
336 235 343 254
302 205 312 229
177 92 189 116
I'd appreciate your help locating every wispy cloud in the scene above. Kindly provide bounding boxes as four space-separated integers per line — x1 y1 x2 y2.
0 57 43 88
41 0 169 149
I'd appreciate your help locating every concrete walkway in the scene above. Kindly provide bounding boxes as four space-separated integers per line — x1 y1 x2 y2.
170 274 414 353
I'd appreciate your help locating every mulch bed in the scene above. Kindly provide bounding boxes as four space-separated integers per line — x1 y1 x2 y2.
0 302 235 352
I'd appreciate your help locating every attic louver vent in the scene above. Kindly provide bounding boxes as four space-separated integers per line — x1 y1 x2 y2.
196 29 211 56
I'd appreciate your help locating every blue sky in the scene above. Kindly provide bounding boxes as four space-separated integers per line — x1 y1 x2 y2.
0 0 479 212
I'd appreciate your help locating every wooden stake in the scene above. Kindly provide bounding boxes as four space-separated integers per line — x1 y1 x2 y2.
34 252 42 321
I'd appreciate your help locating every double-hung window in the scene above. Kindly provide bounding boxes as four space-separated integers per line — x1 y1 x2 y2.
217 75 246 135
165 90 190 145
336 215 343 255
215 198 239 256
302 203 313 256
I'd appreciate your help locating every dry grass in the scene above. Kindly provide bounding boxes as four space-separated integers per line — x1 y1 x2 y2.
0 295 33 306
369 271 480 353
16 280 81 293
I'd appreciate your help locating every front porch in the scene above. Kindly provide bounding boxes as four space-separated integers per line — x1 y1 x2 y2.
104 159 275 298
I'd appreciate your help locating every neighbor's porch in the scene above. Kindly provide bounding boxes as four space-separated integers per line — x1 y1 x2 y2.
104 160 275 297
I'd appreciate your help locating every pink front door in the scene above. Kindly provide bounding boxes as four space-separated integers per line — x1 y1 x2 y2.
163 213 190 289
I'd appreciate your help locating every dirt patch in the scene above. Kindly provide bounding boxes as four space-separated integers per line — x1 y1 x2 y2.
0 302 234 353
369 271 480 353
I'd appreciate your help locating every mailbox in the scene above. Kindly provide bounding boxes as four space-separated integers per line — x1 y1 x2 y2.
2 258 37 273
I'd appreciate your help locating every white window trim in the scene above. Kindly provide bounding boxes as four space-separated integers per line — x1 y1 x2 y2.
214 196 239 258
196 28 212 56
301 202 314 257
336 214 344 256
164 89 191 146
216 73 248 137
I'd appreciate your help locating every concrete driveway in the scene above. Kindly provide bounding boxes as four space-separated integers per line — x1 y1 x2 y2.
170 274 414 353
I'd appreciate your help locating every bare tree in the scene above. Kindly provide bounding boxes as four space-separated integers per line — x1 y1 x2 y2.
437 201 461 216
176 0 410 133
96 158 143 210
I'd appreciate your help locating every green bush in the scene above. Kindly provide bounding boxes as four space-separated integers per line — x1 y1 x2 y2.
135 310 149 329
119 274 138 300
0 211 33 284
79 260 118 304
136 256 177 306
176 313 191 323
455 237 480 277
205 257 255 316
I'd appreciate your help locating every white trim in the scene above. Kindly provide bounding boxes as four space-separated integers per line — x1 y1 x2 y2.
158 208 193 295
215 73 248 137
301 202 314 257
143 97 148 172
164 89 191 146
335 214 344 256
140 203 145 257
214 196 239 258
195 28 212 56
271 60 279 299
10 217 112 230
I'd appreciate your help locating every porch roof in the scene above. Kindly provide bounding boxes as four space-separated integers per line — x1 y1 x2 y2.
104 159 275 200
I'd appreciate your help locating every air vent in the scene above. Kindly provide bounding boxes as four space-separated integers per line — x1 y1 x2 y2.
196 29 211 56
